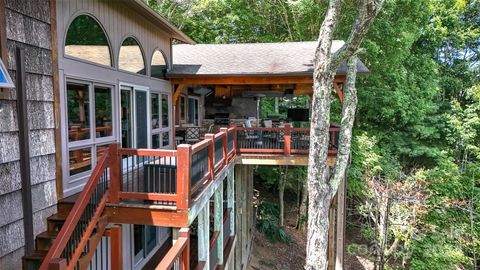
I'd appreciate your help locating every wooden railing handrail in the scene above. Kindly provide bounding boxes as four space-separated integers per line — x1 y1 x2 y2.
213 131 226 140
156 236 189 269
118 148 177 157
223 208 232 223
156 228 190 270
191 139 212 154
209 231 221 251
40 149 111 270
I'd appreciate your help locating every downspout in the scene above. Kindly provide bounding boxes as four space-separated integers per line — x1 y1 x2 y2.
16 47 35 255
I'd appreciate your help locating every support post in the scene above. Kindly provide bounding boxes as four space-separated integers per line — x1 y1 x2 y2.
227 167 235 235
284 124 292 155
214 182 224 265
327 197 337 270
198 203 210 268
178 228 190 270
232 124 238 155
335 177 346 270
109 226 122 270
48 258 66 270
205 134 215 180
176 144 192 210
109 143 120 203
220 128 228 165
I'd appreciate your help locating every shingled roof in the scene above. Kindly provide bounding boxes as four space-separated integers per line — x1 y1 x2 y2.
169 41 369 77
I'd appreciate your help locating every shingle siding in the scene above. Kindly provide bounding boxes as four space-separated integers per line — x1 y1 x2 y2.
0 100 18 132
0 161 21 196
0 0 57 266
0 220 25 257
0 247 24 270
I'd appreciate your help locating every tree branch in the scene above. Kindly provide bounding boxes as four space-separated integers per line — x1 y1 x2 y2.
331 0 384 69
330 55 358 193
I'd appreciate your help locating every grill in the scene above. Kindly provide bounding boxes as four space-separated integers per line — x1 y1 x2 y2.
214 113 230 125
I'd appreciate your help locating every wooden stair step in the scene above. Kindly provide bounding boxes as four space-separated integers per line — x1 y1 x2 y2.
47 214 66 232
22 250 47 270
35 231 58 251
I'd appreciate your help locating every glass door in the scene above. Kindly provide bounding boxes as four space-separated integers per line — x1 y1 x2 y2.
120 87 133 148
188 97 199 126
135 90 148 148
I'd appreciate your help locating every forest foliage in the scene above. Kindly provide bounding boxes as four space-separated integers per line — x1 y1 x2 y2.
149 0 479 268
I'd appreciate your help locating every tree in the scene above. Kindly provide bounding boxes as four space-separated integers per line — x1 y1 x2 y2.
306 1 384 269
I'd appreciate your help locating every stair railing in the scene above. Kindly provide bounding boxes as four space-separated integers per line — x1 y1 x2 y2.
39 144 113 270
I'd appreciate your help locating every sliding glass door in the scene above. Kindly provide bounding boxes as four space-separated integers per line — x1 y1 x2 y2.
120 85 150 149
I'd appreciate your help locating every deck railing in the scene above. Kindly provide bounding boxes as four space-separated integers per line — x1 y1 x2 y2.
223 208 232 249
109 125 338 209
40 147 111 270
209 231 220 269
236 124 339 155
156 228 190 270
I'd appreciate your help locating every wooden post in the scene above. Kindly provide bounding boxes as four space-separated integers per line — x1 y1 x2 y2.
178 228 190 270
205 134 215 180
48 258 66 270
327 197 337 270
176 144 192 210
335 177 346 270
220 128 228 165
110 226 123 270
232 125 238 155
198 203 210 267
214 183 224 265
227 167 235 235
109 143 120 203
284 124 292 155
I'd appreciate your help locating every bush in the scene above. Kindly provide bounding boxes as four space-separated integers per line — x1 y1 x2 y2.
256 201 291 243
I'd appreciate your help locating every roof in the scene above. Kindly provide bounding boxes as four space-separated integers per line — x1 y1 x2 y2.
124 0 195 44
169 41 369 77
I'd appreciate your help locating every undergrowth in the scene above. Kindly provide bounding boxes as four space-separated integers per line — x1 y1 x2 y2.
256 201 291 244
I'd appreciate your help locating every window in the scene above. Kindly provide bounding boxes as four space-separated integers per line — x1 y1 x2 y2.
119 37 146 75
188 97 200 126
66 81 115 177
121 88 133 148
133 225 158 265
180 96 186 123
162 94 169 128
65 15 112 66
67 83 90 142
151 50 167 79
151 93 171 148
94 86 113 138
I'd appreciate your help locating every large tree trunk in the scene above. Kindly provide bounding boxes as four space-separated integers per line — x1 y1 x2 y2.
306 1 384 269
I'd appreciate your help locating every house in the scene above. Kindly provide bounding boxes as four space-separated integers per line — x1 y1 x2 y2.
0 0 368 269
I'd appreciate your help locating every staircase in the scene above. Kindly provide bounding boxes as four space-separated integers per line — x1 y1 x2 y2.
23 196 110 270
22 146 114 270
22 200 73 269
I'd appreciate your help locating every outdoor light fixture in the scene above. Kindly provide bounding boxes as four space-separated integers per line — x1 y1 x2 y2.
0 58 14 89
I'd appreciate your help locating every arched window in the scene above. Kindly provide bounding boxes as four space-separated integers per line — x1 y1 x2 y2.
119 37 146 75
151 50 168 79
65 15 112 66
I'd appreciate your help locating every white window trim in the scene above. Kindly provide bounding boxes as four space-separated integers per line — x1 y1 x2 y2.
62 77 117 196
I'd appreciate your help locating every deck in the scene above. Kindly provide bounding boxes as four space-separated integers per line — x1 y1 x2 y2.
40 125 339 270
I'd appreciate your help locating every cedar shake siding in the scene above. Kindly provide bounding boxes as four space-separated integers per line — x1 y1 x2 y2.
0 0 57 269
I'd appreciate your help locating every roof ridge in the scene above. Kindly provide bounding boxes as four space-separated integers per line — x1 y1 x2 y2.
173 40 343 46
